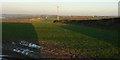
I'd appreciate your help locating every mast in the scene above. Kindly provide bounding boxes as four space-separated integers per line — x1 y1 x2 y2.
57 2 60 20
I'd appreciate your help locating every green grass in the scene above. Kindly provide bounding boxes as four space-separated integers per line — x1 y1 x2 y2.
2 22 38 44
32 22 119 58
2 22 119 58
60 24 119 47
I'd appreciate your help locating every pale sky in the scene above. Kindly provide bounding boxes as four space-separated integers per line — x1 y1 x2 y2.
0 0 120 16
0 0 119 2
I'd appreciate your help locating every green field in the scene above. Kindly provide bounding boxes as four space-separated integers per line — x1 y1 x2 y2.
2 22 119 58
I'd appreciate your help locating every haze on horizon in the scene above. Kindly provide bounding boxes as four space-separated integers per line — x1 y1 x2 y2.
1 0 119 16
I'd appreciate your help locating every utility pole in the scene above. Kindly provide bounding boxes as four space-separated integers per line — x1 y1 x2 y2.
118 1 120 17
57 3 60 20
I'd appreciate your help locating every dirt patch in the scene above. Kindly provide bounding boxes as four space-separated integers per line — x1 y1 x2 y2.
39 40 88 58
40 47 87 58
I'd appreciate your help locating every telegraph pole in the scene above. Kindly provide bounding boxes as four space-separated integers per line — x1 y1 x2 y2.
57 3 60 20
118 1 120 17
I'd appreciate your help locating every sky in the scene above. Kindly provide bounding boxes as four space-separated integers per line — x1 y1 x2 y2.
0 0 120 16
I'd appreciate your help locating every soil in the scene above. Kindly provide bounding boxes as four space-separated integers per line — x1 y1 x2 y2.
41 47 86 58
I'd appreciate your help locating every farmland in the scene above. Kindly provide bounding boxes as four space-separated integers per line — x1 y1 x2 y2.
2 16 119 58
32 22 119 58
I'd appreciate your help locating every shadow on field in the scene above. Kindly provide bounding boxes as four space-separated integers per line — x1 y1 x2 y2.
60 24 119 47
2 22 38 44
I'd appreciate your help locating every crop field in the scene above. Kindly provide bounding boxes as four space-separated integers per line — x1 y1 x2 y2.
2 19 119 58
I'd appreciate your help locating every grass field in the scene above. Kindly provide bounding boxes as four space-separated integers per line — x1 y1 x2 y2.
2 22 38 44
2 21 119 58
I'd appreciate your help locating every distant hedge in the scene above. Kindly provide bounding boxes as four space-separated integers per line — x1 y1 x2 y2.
53 17 120 30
